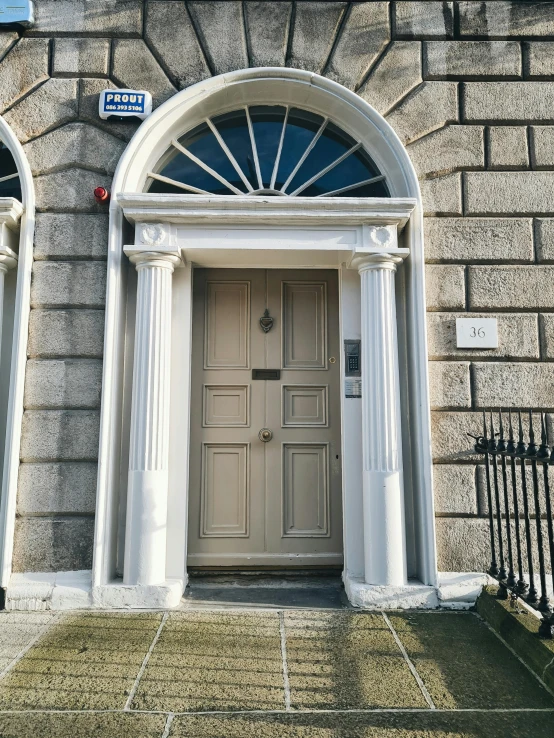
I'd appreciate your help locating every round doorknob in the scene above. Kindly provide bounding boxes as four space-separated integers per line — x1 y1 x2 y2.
258 428 273 442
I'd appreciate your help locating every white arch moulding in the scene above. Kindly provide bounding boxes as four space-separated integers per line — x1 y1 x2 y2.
94 68 438 608
0 115 36 591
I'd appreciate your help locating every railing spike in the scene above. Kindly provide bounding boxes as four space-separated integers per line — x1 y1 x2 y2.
506 409 527 597
515 410 536 605
497 408 515 589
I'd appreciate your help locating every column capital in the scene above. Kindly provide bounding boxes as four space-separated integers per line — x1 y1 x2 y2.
0 245 18 272
348 248 409 274
124 245 184 270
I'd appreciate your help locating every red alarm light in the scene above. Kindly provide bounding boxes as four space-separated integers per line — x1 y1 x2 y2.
94 186 110 203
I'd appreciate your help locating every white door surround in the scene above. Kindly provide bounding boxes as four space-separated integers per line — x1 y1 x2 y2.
91 68 437 609
0 116 36 592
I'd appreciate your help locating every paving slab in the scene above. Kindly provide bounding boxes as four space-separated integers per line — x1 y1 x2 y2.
0 711 166 738
130 610 285 712
0 612 162 710
169 710 554 738
390 612 554 709
0 612 55 673
283 611 427 709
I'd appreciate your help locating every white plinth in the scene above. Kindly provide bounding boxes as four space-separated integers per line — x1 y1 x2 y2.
345 574 438 609
92 578 184 609
344 571 492 610
6 571 92 611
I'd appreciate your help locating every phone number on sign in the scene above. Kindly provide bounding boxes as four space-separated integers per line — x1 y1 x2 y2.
104 105 144 112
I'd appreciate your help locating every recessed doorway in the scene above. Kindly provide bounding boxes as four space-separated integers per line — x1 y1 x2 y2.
187 268 343 569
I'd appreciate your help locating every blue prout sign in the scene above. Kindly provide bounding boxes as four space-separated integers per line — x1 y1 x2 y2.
0 1 34 26
99 89 153 121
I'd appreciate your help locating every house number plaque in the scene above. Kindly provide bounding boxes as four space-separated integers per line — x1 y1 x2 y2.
456 318 498 349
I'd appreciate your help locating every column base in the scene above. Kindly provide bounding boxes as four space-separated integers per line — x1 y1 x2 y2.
92 578 185 609
344 572 492 610
344 574 438 609
5 572 186 610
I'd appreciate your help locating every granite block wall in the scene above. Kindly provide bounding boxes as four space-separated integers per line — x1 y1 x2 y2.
0 0 552 573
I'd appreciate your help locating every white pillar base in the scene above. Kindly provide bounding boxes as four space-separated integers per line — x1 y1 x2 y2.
4 571 186 610
5 571 488 610
363 470 406 587
344 572 493 610
123 469 170 586
92 578 184 609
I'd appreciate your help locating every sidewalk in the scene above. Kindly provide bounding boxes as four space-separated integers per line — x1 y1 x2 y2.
0 608 553 737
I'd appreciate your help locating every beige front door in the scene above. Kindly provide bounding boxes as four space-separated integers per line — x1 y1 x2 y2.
188 268 343 568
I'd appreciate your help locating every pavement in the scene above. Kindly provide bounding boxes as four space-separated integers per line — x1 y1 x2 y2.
0 581 553 737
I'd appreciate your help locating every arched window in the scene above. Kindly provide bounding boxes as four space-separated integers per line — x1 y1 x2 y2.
147 106 389 199
0 141 21 201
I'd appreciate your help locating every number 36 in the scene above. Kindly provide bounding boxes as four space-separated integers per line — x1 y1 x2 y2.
470 327 485 338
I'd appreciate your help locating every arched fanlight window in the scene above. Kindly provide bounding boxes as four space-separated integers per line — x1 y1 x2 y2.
147 106 389 198
0 141 21 201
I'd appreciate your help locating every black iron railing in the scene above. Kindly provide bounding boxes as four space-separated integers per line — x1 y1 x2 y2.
470 410 554 639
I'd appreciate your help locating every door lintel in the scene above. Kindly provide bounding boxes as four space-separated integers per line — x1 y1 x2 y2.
122 195 415 269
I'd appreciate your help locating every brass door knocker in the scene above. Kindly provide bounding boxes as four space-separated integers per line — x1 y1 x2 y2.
259 309 274 333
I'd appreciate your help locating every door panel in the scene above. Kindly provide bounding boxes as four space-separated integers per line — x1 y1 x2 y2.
188 268 342 567
189 269 265 562
282 281 327 369
205 281 250 368
203 385 249 427
201 443 249 537
283 443 329 538
265 269 342 561
282 385 328 427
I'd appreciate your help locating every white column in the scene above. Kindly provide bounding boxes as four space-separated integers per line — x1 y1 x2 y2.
0 263 10 353
352 250 407 587
0 243 18 359
123 245 182 586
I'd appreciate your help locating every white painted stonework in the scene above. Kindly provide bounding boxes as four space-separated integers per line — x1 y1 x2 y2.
350 246 408 587
0 199 20 357
5 570 491 611
122 246 182 587
0 115 36 593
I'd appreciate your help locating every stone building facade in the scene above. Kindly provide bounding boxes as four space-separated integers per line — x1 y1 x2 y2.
0 0 553 609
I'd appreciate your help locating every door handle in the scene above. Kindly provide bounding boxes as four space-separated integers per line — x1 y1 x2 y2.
258 428 273 442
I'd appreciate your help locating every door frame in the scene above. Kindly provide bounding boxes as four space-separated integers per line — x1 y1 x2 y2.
89 192 435 608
